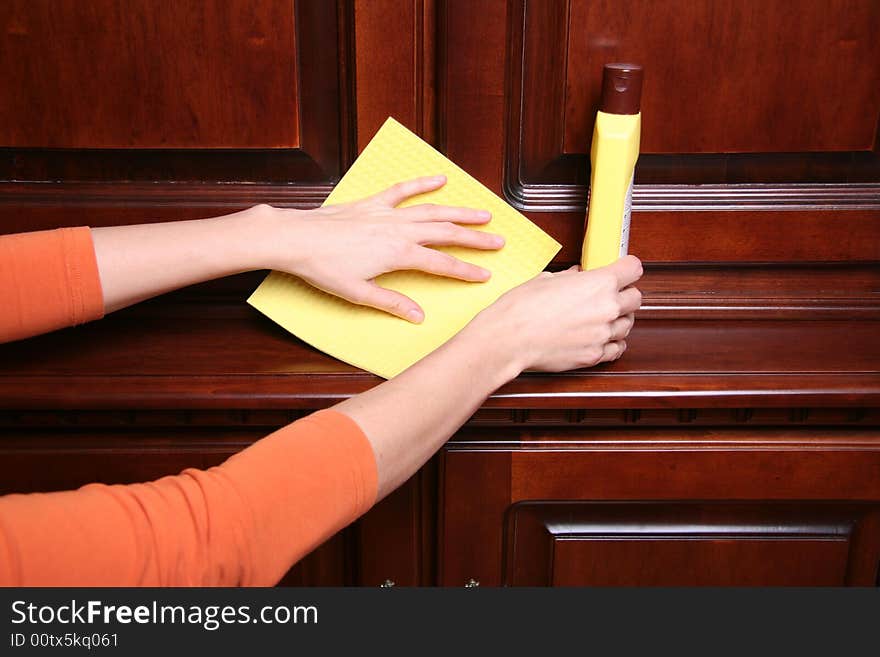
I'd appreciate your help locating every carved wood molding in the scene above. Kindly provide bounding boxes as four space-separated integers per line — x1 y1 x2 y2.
0 181 332 212
506 182 880 214
502 501 880 585
353 0 437 149
503 0 880 212
1 1 356 192
1 406 875 430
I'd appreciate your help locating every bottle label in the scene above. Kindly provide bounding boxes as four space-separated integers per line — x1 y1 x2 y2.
619 174 634 257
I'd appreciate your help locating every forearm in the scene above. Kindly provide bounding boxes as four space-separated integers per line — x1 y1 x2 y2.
0 227 104 343
91 205 274 313
0 410 377 586
335 314 524 499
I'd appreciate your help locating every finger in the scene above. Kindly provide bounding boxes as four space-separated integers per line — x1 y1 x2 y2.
346 282 425 323
599 254 644 290
600 339 627 363
404 246 491 282
414 223 504 250
618 286 643 314
374 175 447 207
609 313 635 341
398 204 492 224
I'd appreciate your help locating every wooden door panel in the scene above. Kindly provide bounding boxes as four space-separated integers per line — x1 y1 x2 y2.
495 0 880 266
505 502 878 586
0 0 300 149
441 434 880 586
510 0 880 189
1 0 351 189
563 0 880 154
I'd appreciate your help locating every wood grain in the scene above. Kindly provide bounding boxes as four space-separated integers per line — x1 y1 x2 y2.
0 0 300 148
354 0 436 149
505 0 880 206
505 503 880 586
1 0 879 588
441 438 880 586
0 297 876 410
563 0 880 154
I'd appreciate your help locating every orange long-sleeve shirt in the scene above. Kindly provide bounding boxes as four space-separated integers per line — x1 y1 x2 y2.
0 227 378 586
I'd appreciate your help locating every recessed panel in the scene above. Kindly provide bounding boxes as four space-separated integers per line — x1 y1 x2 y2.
0 0 300 148
563 0 880 154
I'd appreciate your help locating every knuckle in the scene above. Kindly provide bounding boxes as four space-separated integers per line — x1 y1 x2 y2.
633 287 644 307
600 298 620 321
347 288 368 305
392 240 416 261
440 221 459 236
388 182 411 199
449 255 472 274
386 296 407 313
631 256 644 277
584 346 603 365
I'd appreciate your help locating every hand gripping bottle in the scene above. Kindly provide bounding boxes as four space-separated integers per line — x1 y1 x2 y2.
581 63 643 270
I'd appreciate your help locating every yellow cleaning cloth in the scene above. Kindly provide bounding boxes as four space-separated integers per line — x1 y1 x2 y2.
247 117 561 378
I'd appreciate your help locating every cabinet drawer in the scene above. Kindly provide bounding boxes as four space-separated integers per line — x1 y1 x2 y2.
505 502 879 586
440 431 880 586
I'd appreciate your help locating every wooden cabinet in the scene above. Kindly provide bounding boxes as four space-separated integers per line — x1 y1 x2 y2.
441 428 880 586
502 501 880 586
1 0 878 586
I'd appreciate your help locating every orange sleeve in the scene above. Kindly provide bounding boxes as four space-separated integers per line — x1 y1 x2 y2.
0 227 105 343
0 410 378 586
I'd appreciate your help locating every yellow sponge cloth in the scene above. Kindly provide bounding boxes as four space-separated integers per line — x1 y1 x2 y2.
247 117 561 378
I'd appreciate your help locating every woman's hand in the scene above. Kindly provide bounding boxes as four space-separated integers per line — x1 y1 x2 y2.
465 255 644 375
260 175 504 323
337 255 644 499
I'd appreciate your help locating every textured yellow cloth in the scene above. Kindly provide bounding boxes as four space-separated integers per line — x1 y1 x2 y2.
248 117 561 378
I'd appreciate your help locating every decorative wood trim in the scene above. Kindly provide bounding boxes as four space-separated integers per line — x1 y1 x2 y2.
353 0 438 149
503 0 880 212
1 1 356 192
1 407 876 430
506 183 880 214
0 181 331 212
502 502 880 586
415 0 437 145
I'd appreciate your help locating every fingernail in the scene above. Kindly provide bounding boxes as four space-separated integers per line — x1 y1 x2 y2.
431 175 446 183
478 210 492 220
478 268 491 280
491 234 505 247
407 309 424 323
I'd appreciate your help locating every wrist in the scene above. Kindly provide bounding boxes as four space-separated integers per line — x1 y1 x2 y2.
238 204 307 272
454 309 529 386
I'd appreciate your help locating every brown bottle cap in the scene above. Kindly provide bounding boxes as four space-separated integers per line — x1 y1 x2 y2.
599 63 643 114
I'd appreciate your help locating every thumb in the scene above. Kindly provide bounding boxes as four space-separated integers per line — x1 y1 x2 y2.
347 281 425 323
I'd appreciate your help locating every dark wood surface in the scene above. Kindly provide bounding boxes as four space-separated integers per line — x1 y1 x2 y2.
0 1 301 149
441 435 880 586
0 292 877 410
563 0 880 154
0 1 352 187
504 502 880 586
0 0 878 587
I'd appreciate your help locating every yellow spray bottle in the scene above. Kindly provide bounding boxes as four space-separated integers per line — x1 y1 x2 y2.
581 63 643 270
